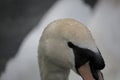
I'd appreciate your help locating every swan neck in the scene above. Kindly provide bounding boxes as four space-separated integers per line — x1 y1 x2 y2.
40 59 70 80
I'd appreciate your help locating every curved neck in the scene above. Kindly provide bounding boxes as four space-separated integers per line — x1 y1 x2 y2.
40 59 70 80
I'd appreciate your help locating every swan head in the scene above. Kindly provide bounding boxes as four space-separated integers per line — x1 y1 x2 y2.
38 18 105 80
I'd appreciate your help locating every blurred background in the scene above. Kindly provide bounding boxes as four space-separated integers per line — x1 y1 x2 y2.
0 0 57 75
0 0 120 80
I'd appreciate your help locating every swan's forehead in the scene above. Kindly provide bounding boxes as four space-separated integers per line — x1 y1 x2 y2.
46 18 98 53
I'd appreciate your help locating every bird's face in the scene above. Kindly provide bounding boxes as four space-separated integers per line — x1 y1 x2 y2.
67 41 105 80
39 18 105 80
63 19 105 80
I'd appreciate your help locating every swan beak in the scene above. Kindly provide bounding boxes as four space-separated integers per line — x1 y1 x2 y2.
78 62 104 80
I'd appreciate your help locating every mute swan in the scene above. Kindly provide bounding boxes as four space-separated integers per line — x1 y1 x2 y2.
38 18 105 80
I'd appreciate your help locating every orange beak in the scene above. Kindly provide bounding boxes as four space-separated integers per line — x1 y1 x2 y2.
78 62 104 80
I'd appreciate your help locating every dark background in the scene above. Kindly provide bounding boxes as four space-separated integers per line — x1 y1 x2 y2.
0 0 98 76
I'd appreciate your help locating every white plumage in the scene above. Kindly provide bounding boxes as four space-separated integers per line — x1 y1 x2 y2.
38 18 101 80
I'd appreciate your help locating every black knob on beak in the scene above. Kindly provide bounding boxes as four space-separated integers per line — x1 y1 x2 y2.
90 50 105 70
67 41 105 71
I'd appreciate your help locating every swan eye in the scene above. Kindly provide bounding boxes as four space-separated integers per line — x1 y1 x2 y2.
67 41 90 72
67 41 75 48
